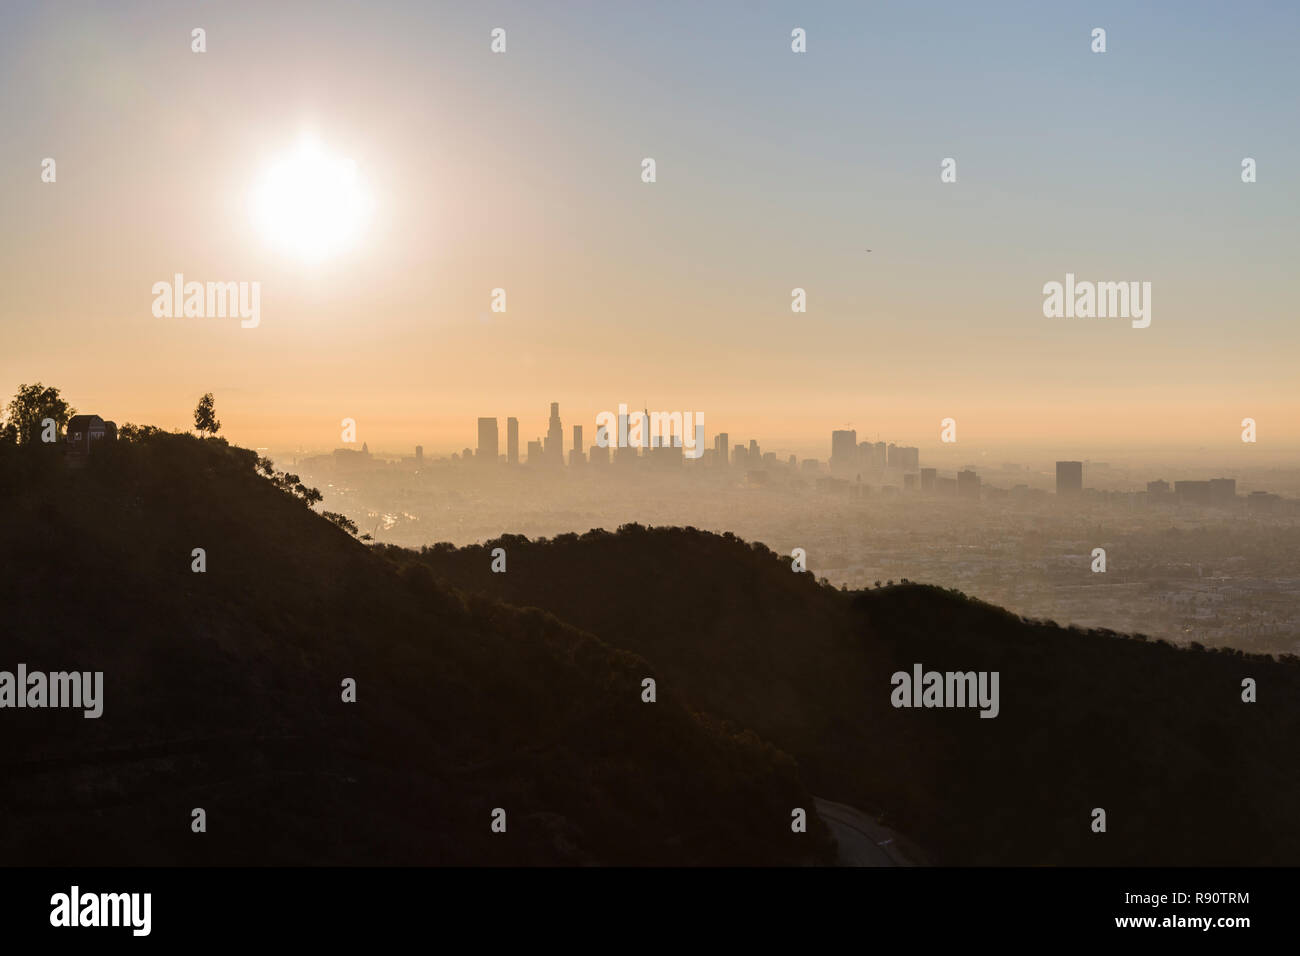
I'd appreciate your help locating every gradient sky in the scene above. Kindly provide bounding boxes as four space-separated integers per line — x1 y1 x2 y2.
2 0 1297 461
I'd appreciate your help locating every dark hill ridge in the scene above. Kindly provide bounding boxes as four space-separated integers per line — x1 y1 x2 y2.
0 436 830 865
398 527 1300 866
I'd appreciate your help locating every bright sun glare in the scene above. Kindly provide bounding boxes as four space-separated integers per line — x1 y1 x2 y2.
251 139 368 262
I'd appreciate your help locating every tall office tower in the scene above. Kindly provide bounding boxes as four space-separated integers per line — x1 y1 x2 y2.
714 432 729 465
749 439 760 462
415 445 424 465
920 467 937 492
1056 460 1084 496
570 425 584 465
477 417 499 464
900 446 920 472
685 417 703 458
957 469 981 501
858 441 872 470
615 414 636 465
614 412 631 460
887 442 898 468
546 402 564 464
733 444 748 469
873 441 887 469
831 429 858 476
526 439 542 463
1147 479 1171 495
787 454 797 467
506 417 519 464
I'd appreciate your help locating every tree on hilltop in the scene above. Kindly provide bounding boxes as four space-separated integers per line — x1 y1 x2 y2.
6 383 75 445
194 392 221 437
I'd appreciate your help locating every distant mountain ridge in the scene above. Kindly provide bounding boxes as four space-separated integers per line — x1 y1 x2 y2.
397 526 1300 865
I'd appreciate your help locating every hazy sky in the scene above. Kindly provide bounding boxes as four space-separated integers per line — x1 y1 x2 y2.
2 0 1297 461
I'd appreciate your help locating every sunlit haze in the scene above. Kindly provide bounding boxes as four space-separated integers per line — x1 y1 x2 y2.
3 0 1298 462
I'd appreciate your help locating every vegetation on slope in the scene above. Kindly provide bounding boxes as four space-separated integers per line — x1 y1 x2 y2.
401 527 1300 865
0 435 829 865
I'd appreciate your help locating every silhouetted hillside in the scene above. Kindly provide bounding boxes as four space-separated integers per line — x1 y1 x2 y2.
399 527 1300 865
0 437 830 865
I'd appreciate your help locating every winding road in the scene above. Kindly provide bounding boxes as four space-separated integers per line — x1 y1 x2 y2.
813 797 920 867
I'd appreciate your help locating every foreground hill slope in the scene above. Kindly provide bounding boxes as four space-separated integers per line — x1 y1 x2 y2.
400 527 1300 865
0 437 829 865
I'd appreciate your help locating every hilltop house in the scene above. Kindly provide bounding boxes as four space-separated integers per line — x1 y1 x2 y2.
64 414 117 464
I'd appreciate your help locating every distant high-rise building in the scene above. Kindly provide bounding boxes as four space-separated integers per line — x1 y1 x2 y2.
714 432 729 465
898 446 920 472
415 445 424 465
1247 490 1280 513
570 425 584 465
903 473 918 491
506 417 519 465
887 442 898 469
873 441 887 470
749 439 760 462
1175 480 1212 504
1147 479 1170 496
477 417 499 463
733 444 748 469
957 469 981 501
526 439 542 463
1056 461 1084 496
1174 479 1236 506
831 429 857 476
1208 477 1236 503
545 402 563 464
615 412 635 464
920 467 937 492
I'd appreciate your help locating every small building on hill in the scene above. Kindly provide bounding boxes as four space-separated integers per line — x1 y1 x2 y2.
64 414 117 464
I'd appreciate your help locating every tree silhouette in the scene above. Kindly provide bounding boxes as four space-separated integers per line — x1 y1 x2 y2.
194 393 221 437
6 383 75 445
322 511 359 535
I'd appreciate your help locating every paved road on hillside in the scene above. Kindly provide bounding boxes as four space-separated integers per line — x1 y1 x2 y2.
813 797 918 867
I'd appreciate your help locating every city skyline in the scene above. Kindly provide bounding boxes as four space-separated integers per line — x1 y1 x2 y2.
280 398 1289 505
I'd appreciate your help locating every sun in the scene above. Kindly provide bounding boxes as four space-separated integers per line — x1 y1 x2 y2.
251 138 369 262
